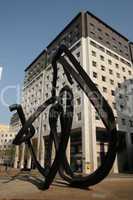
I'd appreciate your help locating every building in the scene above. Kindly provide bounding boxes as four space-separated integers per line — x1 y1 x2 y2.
0 124 16 165
115 79 133 173
11 11 133 173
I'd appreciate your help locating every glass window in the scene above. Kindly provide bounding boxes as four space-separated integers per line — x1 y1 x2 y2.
76 52 80 58
115 63 119 68
77 112 81 121
128 71 131 75
93 72 97 78
110 79 114 85
122 67 125 72
101 65 105 71
116 73 120 78
111 90 115 96
103 87 107 92
92 61 97 67
118 83 121 88
77 85 80 91
92 51 96 57
95 112 100 120
102 76 106 82
77 98 81 105
108 59 112 65
100 55 104 61
109 69 113 75
123 76 126 80
112 102 116 109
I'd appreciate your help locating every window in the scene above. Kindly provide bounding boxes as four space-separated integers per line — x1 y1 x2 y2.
103 87 107 93
77 85 80 91
93 72 97 78
122 118 126 125
106 41 110 45
90 40 97 47
98 28 102 32
77 112 81 121
101 65 105 71
77 98 81 105
115 63 119 68
44 124 46 131
108 59 112 65
109 69 113 75
128 70 131 75
120 104 124 111
102 76 106 82
111 90 115 96
118 83 121 88
116 73 120 78
113 45 117 50
129 120 133 127
92 51 96 57
99 46 105 52
122 67 125 72
90 31 95 36
110 79 114 85
105 33 109 37
90 23 94 27
92 61 97 67
119 42 122 46
76 52 80 58
99 36 103 41
123 76 126 80
112 102 116 109
46 93 48 98
95 112 100 120
100 55 104 61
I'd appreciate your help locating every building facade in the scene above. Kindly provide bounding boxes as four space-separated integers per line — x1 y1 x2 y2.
11 11 133 173
115 79 133 173
0 124 16 165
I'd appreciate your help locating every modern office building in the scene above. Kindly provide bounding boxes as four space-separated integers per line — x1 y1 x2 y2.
11 11 133 173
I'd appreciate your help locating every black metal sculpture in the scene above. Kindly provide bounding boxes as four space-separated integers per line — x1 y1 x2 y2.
9 45 118 189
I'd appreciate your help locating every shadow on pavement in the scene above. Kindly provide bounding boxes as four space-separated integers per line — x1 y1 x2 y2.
1 172 91 191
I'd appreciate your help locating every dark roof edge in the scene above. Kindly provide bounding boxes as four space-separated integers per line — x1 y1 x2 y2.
25 10 130 72
47 12 83 49
86 11 129 42
25 49 46 72
25 12 83 72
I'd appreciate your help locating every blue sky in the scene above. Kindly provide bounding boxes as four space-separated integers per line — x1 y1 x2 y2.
0 0 133 124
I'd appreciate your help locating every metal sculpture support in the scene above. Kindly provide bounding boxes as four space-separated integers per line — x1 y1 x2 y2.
9 45 118 189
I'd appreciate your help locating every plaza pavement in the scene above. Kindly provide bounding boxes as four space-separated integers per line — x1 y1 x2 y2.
0 169 133 200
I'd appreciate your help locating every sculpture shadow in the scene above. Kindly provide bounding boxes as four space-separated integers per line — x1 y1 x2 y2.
2 172 91 191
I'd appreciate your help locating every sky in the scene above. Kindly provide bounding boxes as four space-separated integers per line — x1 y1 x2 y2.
0 0 133 124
